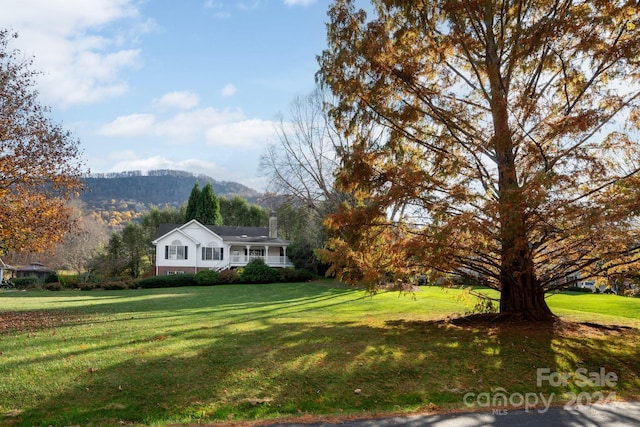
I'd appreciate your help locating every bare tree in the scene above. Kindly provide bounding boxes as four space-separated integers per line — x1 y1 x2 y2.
49 200 110 280
260 87 354 218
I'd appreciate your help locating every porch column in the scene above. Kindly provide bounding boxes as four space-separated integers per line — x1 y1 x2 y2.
264 245 269 265
246 245 251 263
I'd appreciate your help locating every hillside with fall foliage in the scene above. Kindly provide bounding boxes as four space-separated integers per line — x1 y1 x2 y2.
79 170 262 228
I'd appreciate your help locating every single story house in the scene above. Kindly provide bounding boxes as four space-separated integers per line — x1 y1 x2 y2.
14 262 54 282
152 218 294 275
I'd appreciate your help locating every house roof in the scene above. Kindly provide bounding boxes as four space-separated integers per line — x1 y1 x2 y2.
16 262 54 273
154 222 289 245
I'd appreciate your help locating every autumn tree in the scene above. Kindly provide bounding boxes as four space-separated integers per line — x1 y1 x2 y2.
317 0 640 321
0 30 85 253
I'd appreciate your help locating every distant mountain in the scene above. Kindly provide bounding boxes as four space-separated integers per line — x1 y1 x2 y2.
78 170 263 227
82 170 260 206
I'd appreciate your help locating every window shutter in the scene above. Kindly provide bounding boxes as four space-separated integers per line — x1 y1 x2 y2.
221 247 224 260
165 246 169 259
184 246 188 259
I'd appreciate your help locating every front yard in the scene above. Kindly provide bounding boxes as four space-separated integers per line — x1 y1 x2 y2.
1 281 639 426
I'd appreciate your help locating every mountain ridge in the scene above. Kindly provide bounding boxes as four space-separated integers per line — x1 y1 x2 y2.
81 169 261 207
77 170 264 227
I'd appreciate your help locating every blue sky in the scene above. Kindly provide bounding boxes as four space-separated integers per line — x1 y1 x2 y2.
1 0 330 191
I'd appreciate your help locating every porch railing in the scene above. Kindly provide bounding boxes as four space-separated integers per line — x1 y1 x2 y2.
229 255 293 267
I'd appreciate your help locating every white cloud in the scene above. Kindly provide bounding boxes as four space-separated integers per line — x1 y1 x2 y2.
153 91 200 110
99 113 156 137
221 83 237 97
205 118 277 149
283 0 316 6
108 154 229 177
204 0 232 18
0 0 148 107
98 107 270 148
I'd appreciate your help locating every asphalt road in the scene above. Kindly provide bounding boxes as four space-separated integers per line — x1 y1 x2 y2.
263 401 640 426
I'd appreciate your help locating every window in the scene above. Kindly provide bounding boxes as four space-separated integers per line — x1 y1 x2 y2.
167 271 185 275
202 247 224 261
165 240 188 260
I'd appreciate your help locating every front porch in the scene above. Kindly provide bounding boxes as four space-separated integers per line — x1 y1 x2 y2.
228 245 294 268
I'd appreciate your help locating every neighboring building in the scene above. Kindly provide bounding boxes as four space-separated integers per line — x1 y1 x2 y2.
14 262 54 282
152 218 293 275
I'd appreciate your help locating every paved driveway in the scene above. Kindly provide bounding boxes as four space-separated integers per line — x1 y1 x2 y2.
263 401 640 426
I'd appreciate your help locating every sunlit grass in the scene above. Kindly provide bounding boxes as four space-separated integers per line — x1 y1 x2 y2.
0 281 638 426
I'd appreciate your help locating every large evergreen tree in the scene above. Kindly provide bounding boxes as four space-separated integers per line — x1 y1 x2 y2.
185 182 201 222
197 183 222 225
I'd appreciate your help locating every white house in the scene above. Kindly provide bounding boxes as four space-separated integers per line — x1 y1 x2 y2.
152 218 294 275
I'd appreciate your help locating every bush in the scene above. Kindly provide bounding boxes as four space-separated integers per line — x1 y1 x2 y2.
287 241 321 273
194 270 220 286
103 281 130 291
45 273 62 285
278 268 315 283
218 269 239 284
240 259 279 284
566 286 593 293
59 274 78 289
623 287 640 298
77 282 96 291
44 282 63 291
12 277 40 290
136 274 196 289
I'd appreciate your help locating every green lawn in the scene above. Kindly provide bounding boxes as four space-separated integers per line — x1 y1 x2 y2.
1 281 639 426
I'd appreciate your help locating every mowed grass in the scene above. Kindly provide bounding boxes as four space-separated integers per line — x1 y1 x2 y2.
0 281 638 426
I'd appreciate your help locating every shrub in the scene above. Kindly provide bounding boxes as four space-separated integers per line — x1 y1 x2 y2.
566 286 593 293
136 274 196 289
287 241 321 273
77 282 96 291
44 282 63 291
278 268 298 283
45 273 61 285
278 268 315 283
218 269 239 284
12 277 40 290
59 274 78 289
194 270 220 286
103 281 130 291
623 287 640 298
240 259 279 284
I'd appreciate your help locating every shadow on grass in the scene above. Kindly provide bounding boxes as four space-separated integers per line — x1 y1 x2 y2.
2 283 639 426
7 318 640 426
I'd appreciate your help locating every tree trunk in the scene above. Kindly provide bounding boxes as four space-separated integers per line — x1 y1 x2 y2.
499 245 555 321
495 145 555 321
484 6 555 322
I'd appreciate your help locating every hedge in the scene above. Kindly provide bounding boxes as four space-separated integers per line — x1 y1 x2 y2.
136 274 197 289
